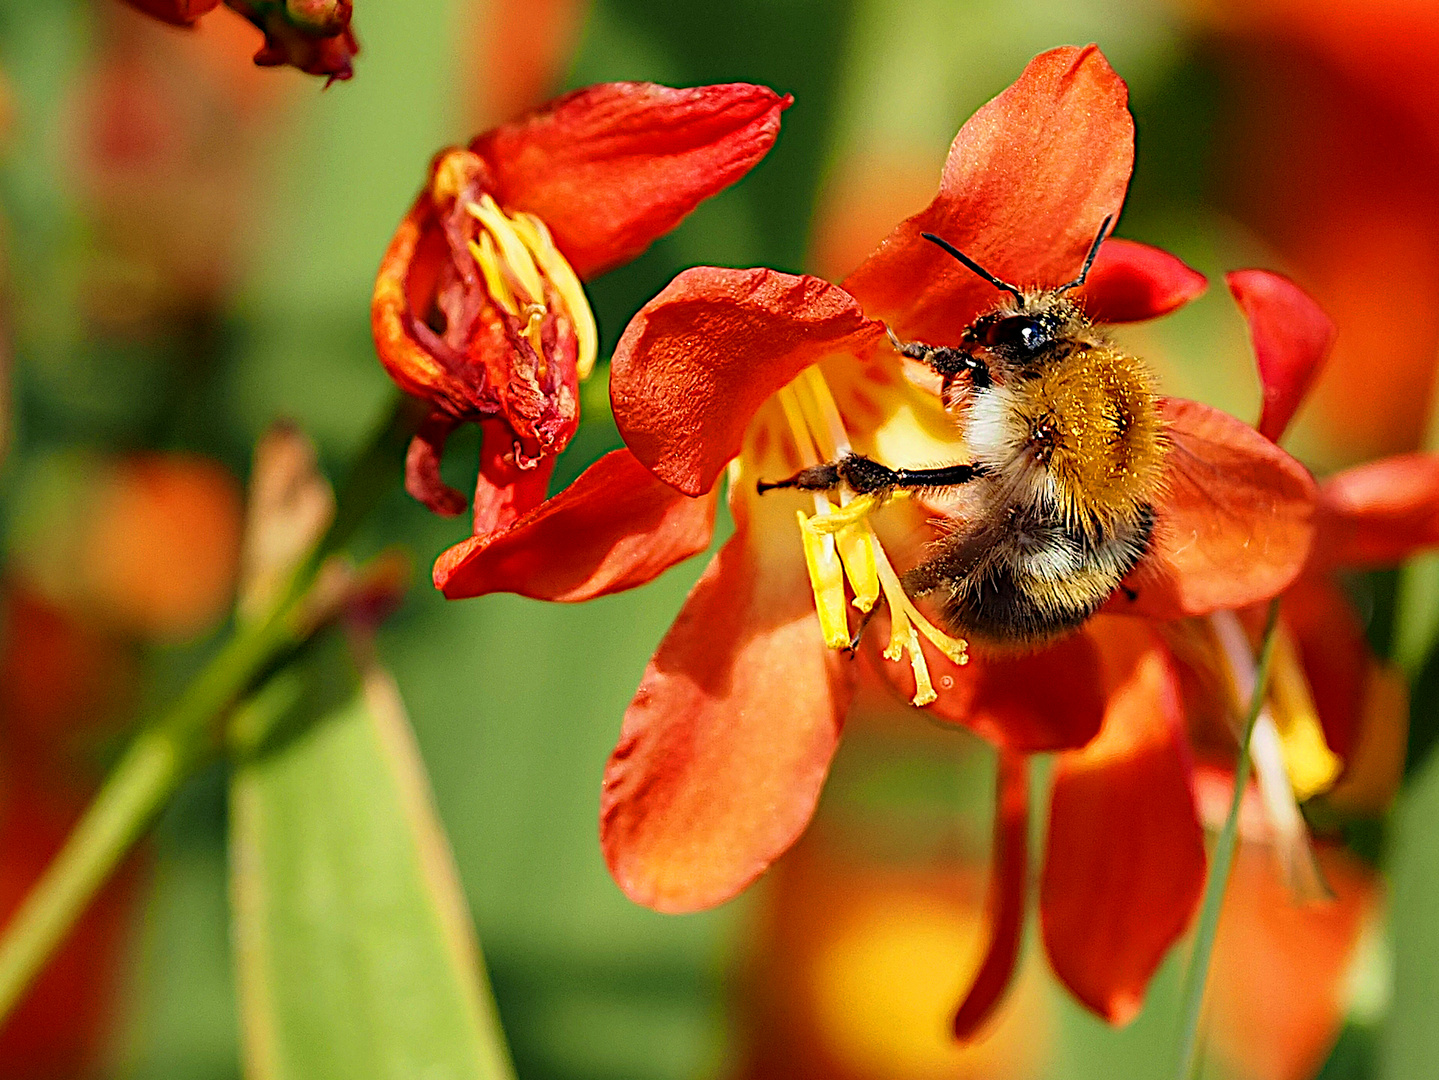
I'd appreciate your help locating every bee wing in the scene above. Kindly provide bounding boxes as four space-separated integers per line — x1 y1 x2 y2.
1115 397 1316 619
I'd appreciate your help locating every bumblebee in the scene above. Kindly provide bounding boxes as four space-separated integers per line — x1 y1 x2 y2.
759 217 1166 648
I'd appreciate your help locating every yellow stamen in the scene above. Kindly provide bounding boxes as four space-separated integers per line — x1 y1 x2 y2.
462 196 600 381
467 196 545 306
469 233 517 316
510 212 599 380
797 509 851 649
1268 627 1343 800
776 364 969 706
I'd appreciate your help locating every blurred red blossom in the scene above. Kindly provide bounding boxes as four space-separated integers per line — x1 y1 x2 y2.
464 0 589 125
370 81 789 576
438 44 1318 990
119 0 358 82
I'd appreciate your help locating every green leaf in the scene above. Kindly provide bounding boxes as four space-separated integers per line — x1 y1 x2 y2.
229 651 515 1080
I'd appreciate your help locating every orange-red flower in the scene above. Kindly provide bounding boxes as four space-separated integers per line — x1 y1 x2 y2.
371 81 790 567
439 42 1318 959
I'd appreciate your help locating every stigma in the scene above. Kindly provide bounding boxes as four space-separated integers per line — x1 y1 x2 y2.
434 150 598 381
774 366 968 705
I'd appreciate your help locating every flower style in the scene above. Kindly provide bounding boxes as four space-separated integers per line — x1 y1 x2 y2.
442 39 1318 955
369 81 790 568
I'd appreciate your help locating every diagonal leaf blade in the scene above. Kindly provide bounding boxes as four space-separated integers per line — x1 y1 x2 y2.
230 653 514 1080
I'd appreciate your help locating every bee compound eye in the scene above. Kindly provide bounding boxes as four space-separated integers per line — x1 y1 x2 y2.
984 315 1047 353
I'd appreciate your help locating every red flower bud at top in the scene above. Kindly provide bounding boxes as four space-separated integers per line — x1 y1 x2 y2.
225 0 360 83
118 0 223 26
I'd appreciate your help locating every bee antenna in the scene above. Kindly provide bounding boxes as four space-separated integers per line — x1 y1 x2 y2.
1057 214 1114 293
920 232 1026 307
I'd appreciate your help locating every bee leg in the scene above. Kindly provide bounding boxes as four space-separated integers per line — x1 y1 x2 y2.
759 454 984 497
890 332 992 390
844 606 877 656
756 461 842 494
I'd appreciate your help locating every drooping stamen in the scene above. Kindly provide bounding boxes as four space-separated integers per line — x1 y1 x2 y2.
776 367 968 705
463 194 598 378
1209 610 1331 901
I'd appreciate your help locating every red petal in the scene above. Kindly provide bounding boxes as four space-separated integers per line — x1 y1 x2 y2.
1074 239 1208 323
842 45 1133 343
1228 270 1336 443
610 267 887 496
1041 620 1205 1024
1282 577 1370 762
1312 453 1439 570
434 449 717 601
474 82 791 280
469 419 555 537
877 626 1106 752
1116 398 1316 619
600 496 851 912
952 750 1029 1040
404 412 467 517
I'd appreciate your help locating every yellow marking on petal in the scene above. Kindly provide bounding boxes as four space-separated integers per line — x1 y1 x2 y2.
512 212 599 380
798 509 851 649
1268 628 1343 800
467 196 546 306
469 233 518 316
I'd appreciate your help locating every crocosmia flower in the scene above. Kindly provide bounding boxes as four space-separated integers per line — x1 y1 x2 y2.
370 81 790 565
438 44 1318 1007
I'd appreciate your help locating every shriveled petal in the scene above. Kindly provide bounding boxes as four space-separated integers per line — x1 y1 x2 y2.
1311 453 1439 570
434 449 717 601
1041 619 1205 1024
404 412 467 517
1228 269 1336 444
1074 239 1208 323
611 267 887 495
1116 398 1316 619
842 45 1133 342
473 82 791 280
469 419 556 537
952 750 1029 1040
600 491 851 912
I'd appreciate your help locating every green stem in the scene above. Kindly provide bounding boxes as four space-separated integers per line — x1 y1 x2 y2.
1174 598 1283 1080
0 393 420 1023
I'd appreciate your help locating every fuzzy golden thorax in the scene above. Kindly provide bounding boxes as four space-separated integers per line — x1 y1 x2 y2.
960 294 1166 531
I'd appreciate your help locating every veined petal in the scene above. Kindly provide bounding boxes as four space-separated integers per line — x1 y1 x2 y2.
600 488 851 913
434 449 717 601
1228 269 1337 444
1074 239 1208 323
952 750 1029 1041
1311 453 1439 570
1116 398 1317 619
473 82 791 280
1041 619 1205 1025
611 267 887 495
842 45 1133 343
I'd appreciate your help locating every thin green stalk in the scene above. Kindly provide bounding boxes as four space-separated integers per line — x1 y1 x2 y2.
1174 598 1283 1080
0 393 420 1022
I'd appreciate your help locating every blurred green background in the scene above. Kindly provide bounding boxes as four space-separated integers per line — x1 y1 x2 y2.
2 0 1438 1078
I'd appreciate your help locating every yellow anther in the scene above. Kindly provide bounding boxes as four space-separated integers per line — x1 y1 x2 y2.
807 493 881 534
1268 627 1343 800
466 196 546 307
511 212 599 380
835 524 879 612
469 233 518 317
431 150 483 205
797 509 851 649
799 365 853 457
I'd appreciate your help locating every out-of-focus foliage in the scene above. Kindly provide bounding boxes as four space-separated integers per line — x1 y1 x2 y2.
0 1 1437 1079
